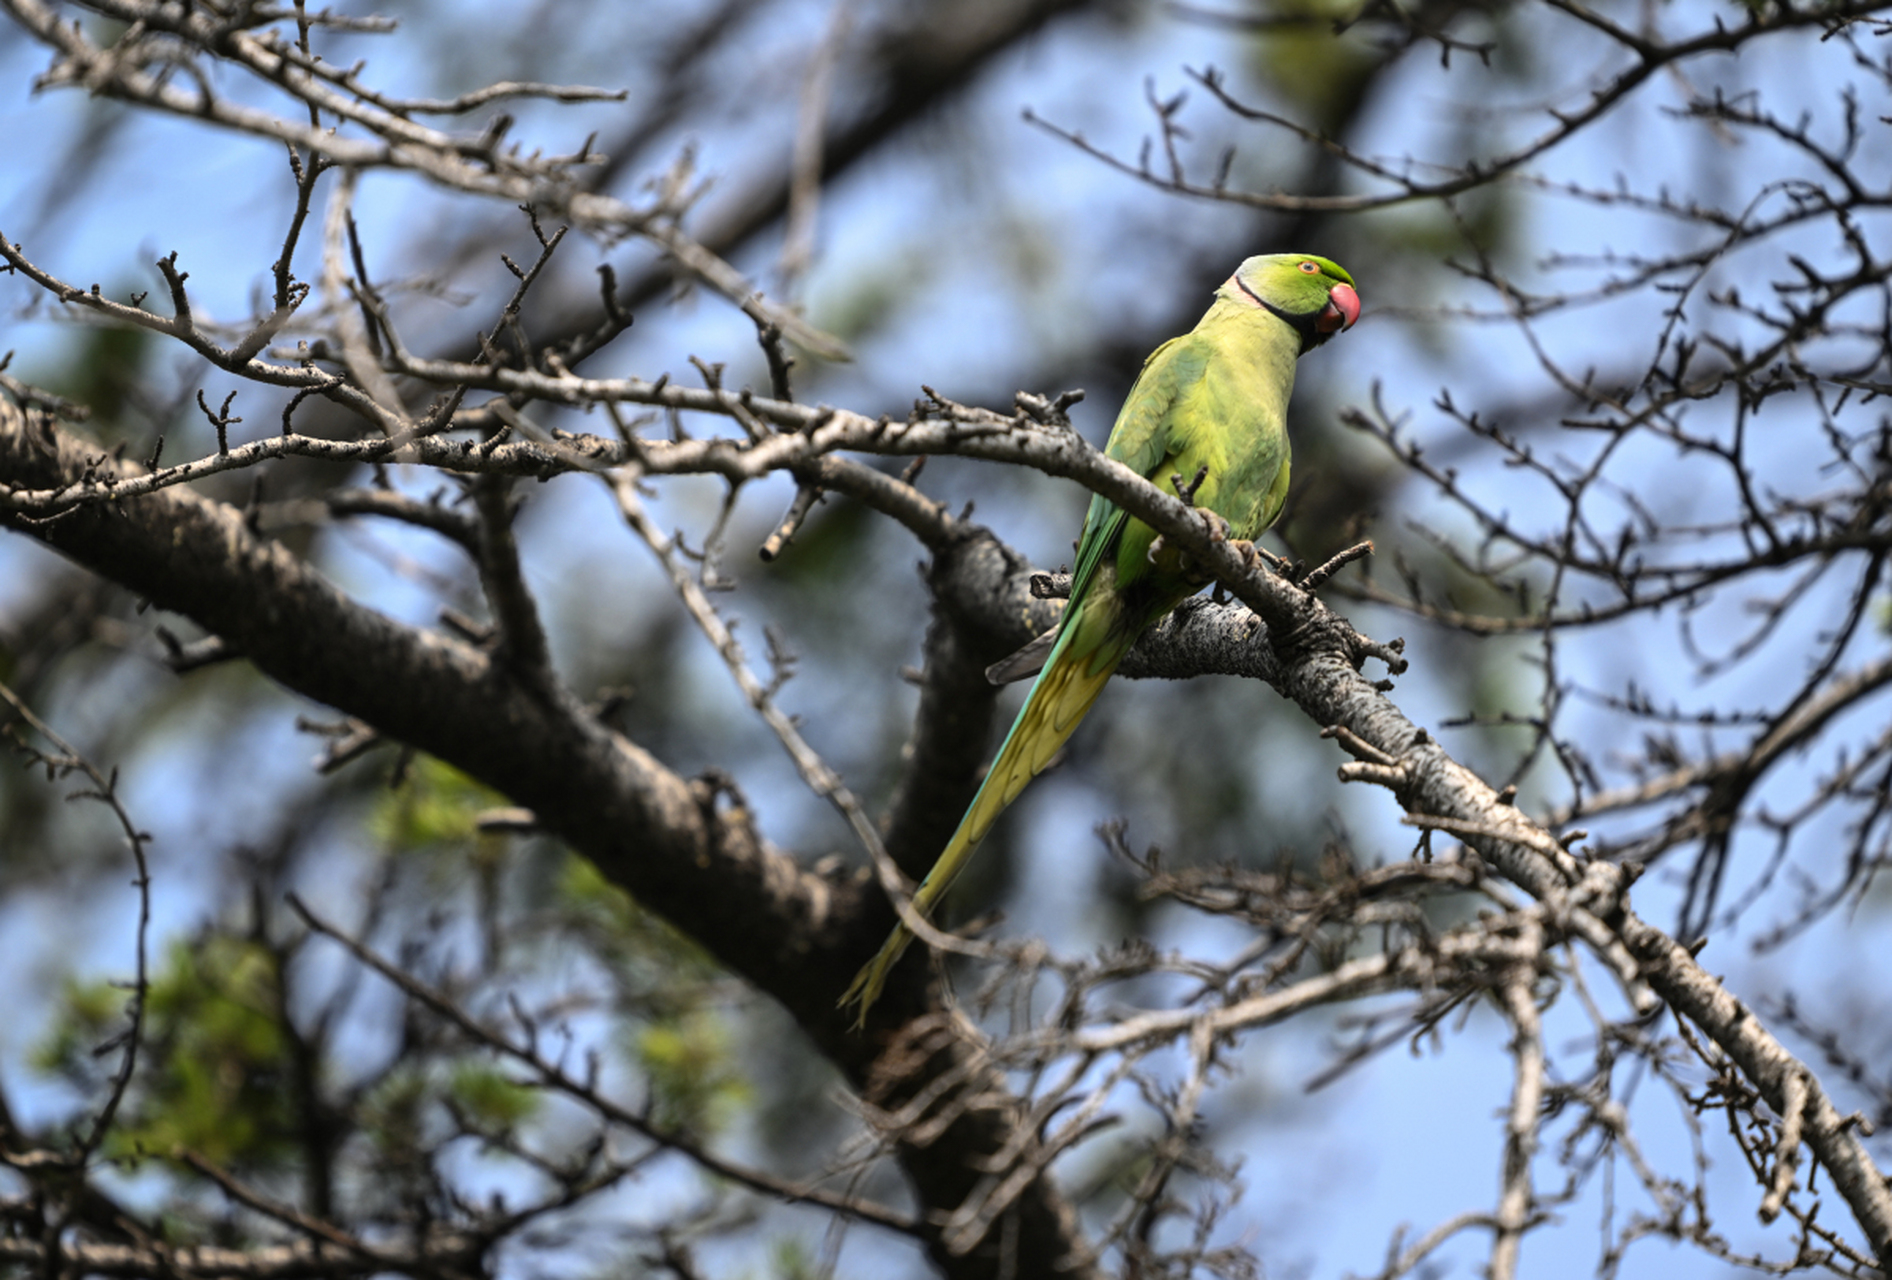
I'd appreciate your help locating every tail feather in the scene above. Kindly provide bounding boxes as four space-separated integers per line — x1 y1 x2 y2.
841 621 1132 1024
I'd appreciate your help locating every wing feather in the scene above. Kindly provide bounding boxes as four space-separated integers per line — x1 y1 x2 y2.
1069 335 1208 604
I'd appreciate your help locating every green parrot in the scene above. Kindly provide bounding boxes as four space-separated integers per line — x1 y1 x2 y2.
842 253 1360 1022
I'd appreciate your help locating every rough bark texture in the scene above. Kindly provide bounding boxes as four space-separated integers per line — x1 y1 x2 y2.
7 386 1889 1271
0 398 1100 1280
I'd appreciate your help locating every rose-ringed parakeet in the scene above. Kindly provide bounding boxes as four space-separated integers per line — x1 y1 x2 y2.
842 253 1360 1023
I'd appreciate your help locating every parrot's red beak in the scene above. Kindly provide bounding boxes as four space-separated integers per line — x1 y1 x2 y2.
1318 282 1361 333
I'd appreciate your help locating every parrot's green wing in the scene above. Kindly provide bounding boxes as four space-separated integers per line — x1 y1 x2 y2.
984 335 1208 687
1069 334 1209 606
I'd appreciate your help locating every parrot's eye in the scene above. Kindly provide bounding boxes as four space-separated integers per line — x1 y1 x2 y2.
1298 261 1319 274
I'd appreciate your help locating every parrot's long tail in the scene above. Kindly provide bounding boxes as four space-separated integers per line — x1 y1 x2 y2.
841 615 1130 1023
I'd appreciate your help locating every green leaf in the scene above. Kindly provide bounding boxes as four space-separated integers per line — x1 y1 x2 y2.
635 1011 750 1137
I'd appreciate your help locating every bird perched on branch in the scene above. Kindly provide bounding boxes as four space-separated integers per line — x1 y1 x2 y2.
843 253 1361 1023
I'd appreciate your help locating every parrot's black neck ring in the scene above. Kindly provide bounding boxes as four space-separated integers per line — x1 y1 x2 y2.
1236 276 1324 354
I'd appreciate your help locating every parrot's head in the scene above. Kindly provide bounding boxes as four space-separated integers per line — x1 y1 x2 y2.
1223 254 1361 354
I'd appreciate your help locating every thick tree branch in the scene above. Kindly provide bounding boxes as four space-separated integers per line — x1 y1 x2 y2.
0 1231 483 1280
0 396 1097 1280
